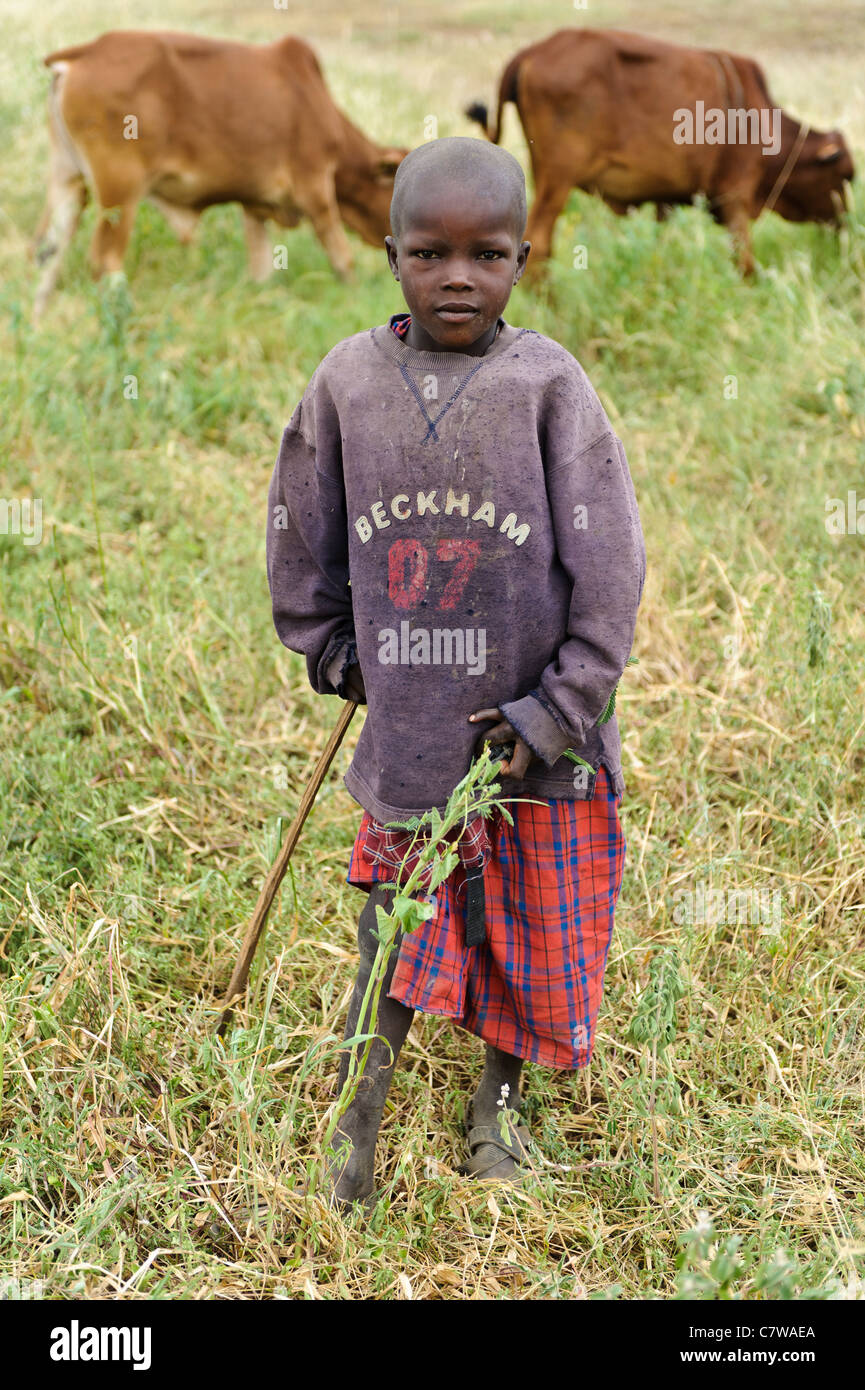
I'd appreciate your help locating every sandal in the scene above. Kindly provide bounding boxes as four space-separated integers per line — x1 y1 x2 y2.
457 1098 533 1182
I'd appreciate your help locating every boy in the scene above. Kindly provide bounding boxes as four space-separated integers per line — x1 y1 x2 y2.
267 137 646 1205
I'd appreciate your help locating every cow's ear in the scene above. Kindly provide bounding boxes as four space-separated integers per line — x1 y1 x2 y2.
375 148 407 180
817 140 843 164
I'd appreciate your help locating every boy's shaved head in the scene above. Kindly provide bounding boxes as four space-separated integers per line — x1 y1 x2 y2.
385 135 532 356
390 137 527 240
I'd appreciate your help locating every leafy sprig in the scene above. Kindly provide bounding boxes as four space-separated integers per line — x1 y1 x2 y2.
323 746 518 1151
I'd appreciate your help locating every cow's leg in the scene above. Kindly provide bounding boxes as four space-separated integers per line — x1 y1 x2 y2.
148 196 201 245
32 173 88 322
241 210 273 281
88 174 142 279
326 884 414 1206
298 176 354 280
524 173 573 265
713 196 756 276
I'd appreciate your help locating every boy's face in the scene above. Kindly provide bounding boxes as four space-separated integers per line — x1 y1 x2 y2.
385 178 531 356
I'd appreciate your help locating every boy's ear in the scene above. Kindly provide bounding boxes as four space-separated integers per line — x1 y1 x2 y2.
385 235 400 280
375 148 407 182
513 240 532 283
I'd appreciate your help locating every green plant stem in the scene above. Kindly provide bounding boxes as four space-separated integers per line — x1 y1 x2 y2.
322 748 515 1150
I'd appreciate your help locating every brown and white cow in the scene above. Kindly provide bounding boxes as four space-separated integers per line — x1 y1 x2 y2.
32 30 406 316
467 27 854 275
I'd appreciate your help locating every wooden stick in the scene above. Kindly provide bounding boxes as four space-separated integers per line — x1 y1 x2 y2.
216 699 359 1035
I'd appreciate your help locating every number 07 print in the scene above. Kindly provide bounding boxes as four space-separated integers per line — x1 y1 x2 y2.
387 538 480 611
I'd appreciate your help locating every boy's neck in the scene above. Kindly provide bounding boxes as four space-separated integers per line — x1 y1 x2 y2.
403 315 502 357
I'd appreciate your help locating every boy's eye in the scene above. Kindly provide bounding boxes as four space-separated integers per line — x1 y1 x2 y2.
410 248 505 261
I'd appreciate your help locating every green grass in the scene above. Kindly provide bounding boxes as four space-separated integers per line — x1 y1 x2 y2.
0 0 864 1300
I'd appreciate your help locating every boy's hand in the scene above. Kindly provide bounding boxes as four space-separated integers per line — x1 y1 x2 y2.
468 708 533 779
343 662 366 704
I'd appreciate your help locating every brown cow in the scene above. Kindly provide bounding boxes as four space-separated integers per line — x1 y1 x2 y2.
467 28 854 275
33 30 406 316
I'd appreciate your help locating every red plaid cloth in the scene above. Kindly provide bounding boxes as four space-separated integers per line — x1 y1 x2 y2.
358 813 490 889
347 766 626 1070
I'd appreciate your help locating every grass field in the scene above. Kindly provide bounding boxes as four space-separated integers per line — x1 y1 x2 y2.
1 0 864 1300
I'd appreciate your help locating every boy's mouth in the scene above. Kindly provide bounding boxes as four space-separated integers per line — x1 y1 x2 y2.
435 303 479 322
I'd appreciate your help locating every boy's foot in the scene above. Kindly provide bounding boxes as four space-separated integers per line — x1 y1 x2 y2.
294 1170 376 1219
457 1097 533 1182
323 1138 377 1208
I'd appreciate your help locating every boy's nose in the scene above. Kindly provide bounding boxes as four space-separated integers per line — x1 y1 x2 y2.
441 258 475 289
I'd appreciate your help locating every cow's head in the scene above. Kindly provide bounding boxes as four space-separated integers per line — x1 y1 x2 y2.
766 127 855 226
335 146 407 247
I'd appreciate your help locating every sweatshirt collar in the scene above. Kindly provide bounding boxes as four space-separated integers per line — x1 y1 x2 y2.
372 315 523 372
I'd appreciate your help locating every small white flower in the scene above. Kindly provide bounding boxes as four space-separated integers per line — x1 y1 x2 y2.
497 1082 510 1108
694 1210 713 1237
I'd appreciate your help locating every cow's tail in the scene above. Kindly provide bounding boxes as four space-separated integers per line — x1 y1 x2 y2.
42 59 88 184
43 40 89 145
465 49 524 144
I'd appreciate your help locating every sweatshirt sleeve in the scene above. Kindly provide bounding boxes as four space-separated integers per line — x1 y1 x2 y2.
500 430 646 766
266 369 357 696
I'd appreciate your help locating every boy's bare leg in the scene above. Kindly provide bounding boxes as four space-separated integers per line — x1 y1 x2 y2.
326 884 414 1205
466 1043 526 1178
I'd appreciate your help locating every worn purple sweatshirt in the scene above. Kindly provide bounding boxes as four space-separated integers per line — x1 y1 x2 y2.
267 315 646 824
